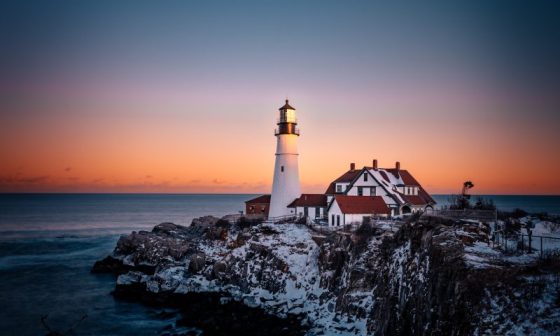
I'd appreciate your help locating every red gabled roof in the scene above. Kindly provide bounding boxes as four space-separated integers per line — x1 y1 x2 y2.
333 195 390 215
324 168 362 194
379 168 436 205
396 170 436 204
400 194 427 205
287 194 327 208
325 182 336 194
245 194 271 204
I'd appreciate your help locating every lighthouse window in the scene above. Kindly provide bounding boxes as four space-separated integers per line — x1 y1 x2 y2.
281 166 284 172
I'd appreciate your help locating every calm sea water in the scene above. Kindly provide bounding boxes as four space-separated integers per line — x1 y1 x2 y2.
0 193 558 335
0 194 254 336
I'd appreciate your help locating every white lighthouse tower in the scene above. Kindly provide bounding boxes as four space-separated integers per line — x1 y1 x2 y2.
268 99 301 219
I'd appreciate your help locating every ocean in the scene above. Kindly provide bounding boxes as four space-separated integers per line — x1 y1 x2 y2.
0 193 558 335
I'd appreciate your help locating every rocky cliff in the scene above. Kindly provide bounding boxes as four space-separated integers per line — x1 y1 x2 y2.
93 215 560 335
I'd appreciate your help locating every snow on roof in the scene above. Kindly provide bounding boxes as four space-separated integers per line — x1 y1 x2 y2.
368 169 405 204
368 168 435 205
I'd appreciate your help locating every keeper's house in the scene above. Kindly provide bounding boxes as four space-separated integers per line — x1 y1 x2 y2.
244 159 436 227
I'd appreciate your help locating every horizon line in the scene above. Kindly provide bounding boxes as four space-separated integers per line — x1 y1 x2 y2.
1 192 559 197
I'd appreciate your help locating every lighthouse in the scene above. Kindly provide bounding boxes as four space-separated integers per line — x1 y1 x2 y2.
268 99 301 219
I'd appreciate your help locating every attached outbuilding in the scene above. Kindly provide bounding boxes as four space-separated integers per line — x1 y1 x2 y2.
327 195 391 227
288 194 328 220
245 194 271 218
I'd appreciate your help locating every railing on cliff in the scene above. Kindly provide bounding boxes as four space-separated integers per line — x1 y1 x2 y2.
264 215 298 224
305 218 405 235
424 209 497 222
493 230 560 258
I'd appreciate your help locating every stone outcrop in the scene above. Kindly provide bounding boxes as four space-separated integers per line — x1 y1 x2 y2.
94 215 560 335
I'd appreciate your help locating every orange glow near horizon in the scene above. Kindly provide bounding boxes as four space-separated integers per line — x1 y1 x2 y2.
3 2 560 195
1 94 559 195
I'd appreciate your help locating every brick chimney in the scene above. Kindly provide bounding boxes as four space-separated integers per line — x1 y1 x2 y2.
350 163 355 171
373 159 378 170
395 161 401 172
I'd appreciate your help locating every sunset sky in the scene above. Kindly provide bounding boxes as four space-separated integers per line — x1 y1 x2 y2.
1 0 559 194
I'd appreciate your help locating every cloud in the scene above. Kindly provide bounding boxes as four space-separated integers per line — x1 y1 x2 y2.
212 178 226 184
5 175 49 184
64 166 72 173
145 175 152 179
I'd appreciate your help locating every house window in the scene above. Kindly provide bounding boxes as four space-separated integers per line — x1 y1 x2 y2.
281 166 284 172
249 205 254 211
336 184 342 193
337 215 340 226
331 214 335 226
364 173 368 182
358 187 363 196
370 187 376 195
261 206 265 212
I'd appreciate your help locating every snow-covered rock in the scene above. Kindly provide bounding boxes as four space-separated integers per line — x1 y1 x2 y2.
94 215 560 335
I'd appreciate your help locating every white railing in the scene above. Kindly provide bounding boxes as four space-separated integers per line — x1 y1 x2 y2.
264 214 298 224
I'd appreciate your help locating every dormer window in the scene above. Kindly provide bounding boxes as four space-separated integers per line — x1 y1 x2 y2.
336 184 342 193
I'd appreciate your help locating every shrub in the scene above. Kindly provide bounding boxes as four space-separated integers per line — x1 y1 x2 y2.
355 222 376 237
473 197 496 210
448 194 471 210
511 208 528 219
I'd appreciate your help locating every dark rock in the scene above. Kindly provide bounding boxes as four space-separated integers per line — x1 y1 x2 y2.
95 215 560 336
191 216 220 230
212 261 227 279
188 253 206 273
91 256 125 274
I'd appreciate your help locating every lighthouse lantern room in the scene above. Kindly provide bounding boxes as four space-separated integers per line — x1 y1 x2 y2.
268 100 301 219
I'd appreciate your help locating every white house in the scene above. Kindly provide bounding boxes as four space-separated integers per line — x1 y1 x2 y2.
325 160 436 217
327 195 391 227
287 194 327 219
